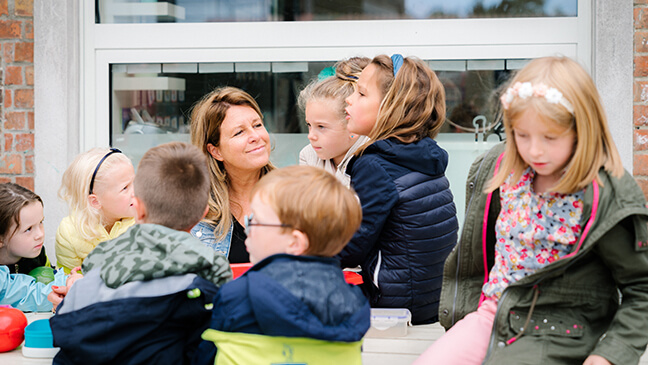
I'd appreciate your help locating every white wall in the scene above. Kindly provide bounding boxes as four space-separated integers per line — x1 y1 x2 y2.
594 0 634 173
34 0 80 265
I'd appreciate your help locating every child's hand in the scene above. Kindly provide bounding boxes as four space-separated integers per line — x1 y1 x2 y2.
583 355 612 365
48 285 68 312
66 267 83 287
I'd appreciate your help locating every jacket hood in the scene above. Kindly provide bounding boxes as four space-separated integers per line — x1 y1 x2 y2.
245 255 370 342
82 223 232 288
363 137 448 175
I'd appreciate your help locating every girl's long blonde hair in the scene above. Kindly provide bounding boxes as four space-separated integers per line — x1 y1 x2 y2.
355 55 446 156
486 56 623 194
190 86 274 241
59 148 133 241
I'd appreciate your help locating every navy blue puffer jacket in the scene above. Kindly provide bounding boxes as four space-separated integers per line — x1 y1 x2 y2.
337 137 458 324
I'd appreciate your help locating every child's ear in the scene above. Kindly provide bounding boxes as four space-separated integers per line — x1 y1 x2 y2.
133 197 147 223
286 229 309 256
206 143 224 162
88 194 102 210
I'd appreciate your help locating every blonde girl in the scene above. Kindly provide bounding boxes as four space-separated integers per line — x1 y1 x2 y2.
56 148 136 273
298 57 370 187
337 54 459 325
417 56 648 365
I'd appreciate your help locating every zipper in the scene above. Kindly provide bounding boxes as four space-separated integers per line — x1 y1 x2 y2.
372 250 382 288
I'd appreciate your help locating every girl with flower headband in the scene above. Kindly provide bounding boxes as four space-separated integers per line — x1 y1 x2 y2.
415 56 648 365
336 54 459 325
55 148 136 273
298 56 371 187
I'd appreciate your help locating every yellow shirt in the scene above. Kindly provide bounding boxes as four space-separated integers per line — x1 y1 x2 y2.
55 216 135 274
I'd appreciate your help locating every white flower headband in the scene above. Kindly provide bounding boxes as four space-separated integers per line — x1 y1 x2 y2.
500 82 574 114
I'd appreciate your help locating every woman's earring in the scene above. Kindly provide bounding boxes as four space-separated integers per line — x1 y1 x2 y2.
350 135 355 139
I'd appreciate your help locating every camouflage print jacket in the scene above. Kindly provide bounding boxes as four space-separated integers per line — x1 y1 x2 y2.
82 223 232 288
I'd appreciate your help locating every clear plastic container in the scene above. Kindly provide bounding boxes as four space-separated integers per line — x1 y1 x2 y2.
365 308 412 338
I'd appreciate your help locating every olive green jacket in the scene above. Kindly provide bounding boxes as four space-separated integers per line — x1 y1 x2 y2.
439 143 648 365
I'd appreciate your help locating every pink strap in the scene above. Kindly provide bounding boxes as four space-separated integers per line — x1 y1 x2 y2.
479 153 505 306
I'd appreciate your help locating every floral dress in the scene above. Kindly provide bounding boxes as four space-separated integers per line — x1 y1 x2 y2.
482 168 584 300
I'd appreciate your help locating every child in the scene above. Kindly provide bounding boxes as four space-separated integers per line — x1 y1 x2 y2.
193 165 370 365
298 57 370 187
416 56 648 365
337 54 459 325
50 142 232 364
0 183 77 312
56 147 136 273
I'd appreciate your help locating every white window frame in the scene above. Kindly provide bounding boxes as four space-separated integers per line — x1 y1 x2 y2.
80 1 591 151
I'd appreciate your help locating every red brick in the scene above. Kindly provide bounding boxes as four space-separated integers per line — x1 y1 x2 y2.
3 42 13 63
0 0 8 16
25 65 33 85
14 89 33 108
27 111 33 129
14 42 33 63
3 133 12 151
14 133 33 152
0 177 11 184
637 56 648 78
636 0 648 5
5 112 25 130
636 8 648 30
635 105 648 126
24 20 32 39
15 0 33 17
635 31 648 53
637 55 648 77
25 154 33 173
0 20 21 38
15 177 34 192
636 130 648 151
5 65 22 85
0 154 22 174
4 89 12 109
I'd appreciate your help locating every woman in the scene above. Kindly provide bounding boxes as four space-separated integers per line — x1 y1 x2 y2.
190 87 274 263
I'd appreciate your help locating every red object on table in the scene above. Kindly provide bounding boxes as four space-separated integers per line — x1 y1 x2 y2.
0 307 28 352
229 263 364 285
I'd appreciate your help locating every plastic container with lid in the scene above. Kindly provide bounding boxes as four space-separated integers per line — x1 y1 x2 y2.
22 319 59 358
365 308 412 338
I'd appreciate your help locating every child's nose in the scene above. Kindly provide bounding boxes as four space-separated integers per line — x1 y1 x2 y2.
307 130 317 141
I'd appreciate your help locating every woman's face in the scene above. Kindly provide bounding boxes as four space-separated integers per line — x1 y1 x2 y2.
209 105 271 173
345 63 384 136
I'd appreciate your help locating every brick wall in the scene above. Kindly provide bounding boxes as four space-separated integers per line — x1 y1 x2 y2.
636 1 648 197
0 0 33 190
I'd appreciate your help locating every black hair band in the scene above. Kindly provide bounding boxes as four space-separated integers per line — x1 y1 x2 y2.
89 148 122 195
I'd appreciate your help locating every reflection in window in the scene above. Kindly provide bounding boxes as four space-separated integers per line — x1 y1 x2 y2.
97 0 577 24
110 59 517 143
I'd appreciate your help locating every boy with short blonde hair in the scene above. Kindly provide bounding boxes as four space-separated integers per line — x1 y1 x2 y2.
194 165 369 364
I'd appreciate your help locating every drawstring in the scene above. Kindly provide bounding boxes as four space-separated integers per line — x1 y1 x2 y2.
506 285 540 345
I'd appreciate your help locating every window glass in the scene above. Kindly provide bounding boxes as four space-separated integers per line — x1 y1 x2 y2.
110 59 513 164
97 0 577 24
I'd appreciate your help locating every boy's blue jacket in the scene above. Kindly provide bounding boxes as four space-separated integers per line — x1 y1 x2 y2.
337 137 459 324
50 224 231 365
192 254 371 365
